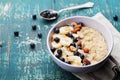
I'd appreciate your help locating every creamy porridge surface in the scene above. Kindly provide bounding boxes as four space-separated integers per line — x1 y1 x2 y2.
50 22 107 66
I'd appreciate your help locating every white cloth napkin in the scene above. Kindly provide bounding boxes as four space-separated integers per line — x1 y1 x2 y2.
73 12 120 80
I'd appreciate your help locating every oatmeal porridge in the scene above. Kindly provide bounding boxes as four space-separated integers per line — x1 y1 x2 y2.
50 22 107 66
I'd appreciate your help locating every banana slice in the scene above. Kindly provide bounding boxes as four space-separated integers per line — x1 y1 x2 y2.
51 41 62 48
67 56 82 66
61 47 73 56
52 34 62 39
60 35 72 46
59 26 73 34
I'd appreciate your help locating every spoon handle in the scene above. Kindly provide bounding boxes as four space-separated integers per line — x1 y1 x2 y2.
58 2 94 13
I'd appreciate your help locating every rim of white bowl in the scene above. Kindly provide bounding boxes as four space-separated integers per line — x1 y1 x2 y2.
47 16 114 68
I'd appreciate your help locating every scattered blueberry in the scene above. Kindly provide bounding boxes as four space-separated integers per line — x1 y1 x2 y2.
54 37 60 43
77 22 84 26
32 25 37 31
73 38 78 42
54 27 59 33
0 41 2 47
0 45 2 47
73 51 80 56
55 54 60 58
67 33 73 38
70 43 76 47
60 57 65 62
80 54 85 59
38 33 42 38
113 15 118 21
32 14 37 20
14 31 19 37
51 48 56 53
57 49 62 56
30 43 35 49
66 61 71 64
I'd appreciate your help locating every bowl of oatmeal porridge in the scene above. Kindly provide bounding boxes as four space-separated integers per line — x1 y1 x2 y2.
47 16 113 73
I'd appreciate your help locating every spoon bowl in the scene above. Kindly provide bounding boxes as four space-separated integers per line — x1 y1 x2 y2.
40 2 94 20
40 9 58 20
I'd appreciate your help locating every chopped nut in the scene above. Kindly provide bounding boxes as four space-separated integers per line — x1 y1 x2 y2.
69 46 76 52
83 47 89 53
72 28 81 33
75 25 82 29
83 58 91 65
72 29 78 33
75 27 81 31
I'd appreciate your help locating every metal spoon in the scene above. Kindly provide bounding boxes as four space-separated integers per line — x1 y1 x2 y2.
40 2 94 20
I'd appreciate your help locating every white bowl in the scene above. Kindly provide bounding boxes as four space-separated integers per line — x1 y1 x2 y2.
47 16 113 73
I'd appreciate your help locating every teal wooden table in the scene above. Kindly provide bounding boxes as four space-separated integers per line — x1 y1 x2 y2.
0 0 120 80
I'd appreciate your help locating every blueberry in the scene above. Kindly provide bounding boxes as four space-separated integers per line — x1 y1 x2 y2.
77 22 84 26
70 43 76 47
54 27 59 33
113 15 118 21
80 54 85 59
81 59 83 63
66 61 71 64
30 43 35 49
73 38 78 42
55 54 60 58
0 45 2 47
49 13 54 18
38 33 42 38
47 13 51 18
57 49 62 56
14 31 19 37
32 25 37 31
32 14 37 20
67 33 73 38
0 41 2 47
77 45 82 49
51 48 56 53
60 57 65 62
73 51 80 56
53 13 58 17
49 13 58 18
42 11 50 18
54 37 60 43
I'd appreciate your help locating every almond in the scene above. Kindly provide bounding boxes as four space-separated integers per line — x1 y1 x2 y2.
83 47 89 53
72 28 80 33
75 27 81 31
83 58 91 65
75 25 82 29
77 40 82 46
72 29 77 33
69 46 76 52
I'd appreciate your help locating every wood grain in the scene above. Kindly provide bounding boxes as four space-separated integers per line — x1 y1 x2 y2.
0 0 120 80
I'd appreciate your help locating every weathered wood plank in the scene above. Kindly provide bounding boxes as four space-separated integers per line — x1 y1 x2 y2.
0 0 120 80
